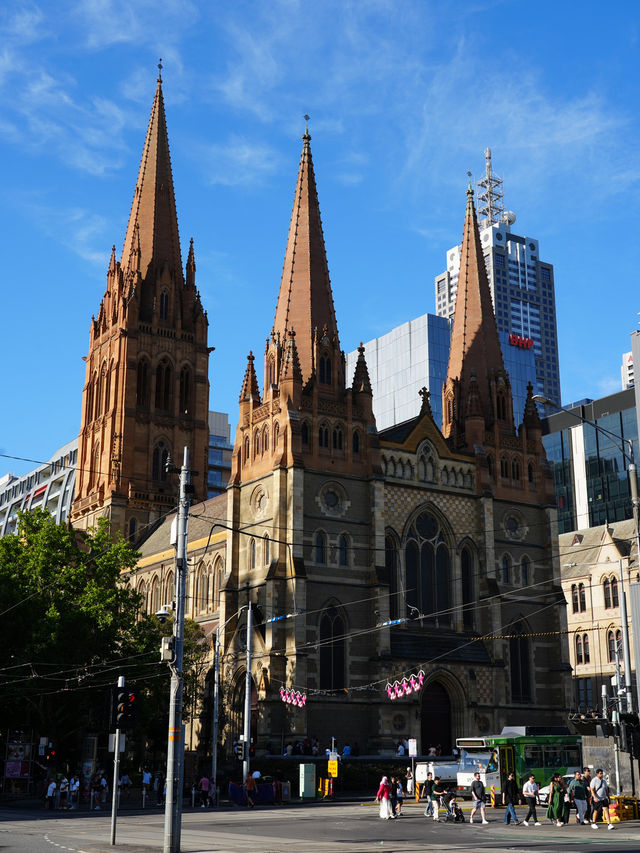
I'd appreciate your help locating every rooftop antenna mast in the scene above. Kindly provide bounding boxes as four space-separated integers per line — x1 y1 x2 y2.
476 148 504 226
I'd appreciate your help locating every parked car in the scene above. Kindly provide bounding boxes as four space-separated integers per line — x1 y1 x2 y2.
538 774 574 805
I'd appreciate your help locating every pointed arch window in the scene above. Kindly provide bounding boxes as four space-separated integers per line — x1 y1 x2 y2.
86 375 95 424
89 443 100 491
332 427 343 451
95 367 104 418
273 422 280 448
164 571 174 607
268 356 275 386
509 620 531 702
104 362 112 414
385 535 399 620
263 535 270 566
575 633 583 665
497 393 506 420
179 366 192 415
512 459 520 481
501 554 511 585
315 531 326 564
213 559 223 609
262 425 269 453
319 355 332 385
571 584 579 613
152 441 169 481
520 556 530 586
301 421 309 445
611 577 619 607
608 630 617 662
404 511 450 625
253 429 260 458
528 462 534 484
578 583 586 612
249 538 257 570
338 534 349 567
319 607 345 690
461 547 474 629
138 580 147 615
583 632 590 664
155 358 173 412
159 289 169 320
137 359 150 407
603 578 612 609
318 424 329 448
352 430 360 455
500 456 509 479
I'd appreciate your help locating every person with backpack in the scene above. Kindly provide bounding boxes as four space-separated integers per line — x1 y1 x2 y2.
590 769 614 830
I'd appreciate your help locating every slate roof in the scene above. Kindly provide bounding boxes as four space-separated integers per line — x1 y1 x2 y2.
378 416 422 444
137 493 228 559
389 628 492 665
558 518 638 581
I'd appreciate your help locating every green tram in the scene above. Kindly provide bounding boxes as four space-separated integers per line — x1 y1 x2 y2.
456 728 582 796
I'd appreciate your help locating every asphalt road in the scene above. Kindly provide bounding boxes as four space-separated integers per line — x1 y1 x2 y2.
1 801 640 853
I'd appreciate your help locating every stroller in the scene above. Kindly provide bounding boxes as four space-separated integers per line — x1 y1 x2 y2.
442 790 465 823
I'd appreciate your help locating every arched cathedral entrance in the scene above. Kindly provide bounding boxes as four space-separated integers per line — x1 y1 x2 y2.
420 681 452 754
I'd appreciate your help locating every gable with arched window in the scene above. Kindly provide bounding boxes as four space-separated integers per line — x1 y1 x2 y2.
319 606 345 690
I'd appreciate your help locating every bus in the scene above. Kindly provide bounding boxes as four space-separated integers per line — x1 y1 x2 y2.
456 727 582 797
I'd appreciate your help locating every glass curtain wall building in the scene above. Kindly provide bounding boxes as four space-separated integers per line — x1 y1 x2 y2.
542 388 639 532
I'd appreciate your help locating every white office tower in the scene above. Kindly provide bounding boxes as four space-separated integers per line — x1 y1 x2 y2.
621 351 634 390
435 149 560 406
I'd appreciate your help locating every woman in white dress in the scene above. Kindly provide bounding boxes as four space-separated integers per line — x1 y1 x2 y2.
376 776 393 819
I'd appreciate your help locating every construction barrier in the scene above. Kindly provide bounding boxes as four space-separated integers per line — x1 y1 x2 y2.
610 796 638 822
490 786 496 808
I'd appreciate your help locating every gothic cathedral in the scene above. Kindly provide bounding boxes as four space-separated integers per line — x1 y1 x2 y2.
77 79 570 754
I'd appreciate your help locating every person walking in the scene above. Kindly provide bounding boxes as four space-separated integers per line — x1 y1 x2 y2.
502 771 520 825
522 773 541 826
69 775 80 810
395 777 404 816
46 778 57 810
405 767 413 798
389 775 398 817
590 769 614 830
199 774 210 808
376 776 393 819
545 773 564 826
568 770 588 825
431 777 447 822
245 773 257 808
582 767 593 823
469 772 489 824
422 771 434 816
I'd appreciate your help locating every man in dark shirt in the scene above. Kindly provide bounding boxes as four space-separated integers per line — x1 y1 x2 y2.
431 777 446 822
502 771 519 825
389 776 398 817
422 772 434 817
470 772 489 824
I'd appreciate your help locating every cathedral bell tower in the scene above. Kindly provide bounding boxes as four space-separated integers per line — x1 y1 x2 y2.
71 71 210 540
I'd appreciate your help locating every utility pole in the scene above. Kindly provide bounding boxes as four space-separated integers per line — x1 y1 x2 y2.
242 604 253 783
163 447 191 853
110 675 124 846
211 628 220 805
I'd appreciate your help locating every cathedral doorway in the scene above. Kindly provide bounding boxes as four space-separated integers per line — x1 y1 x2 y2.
229 673 258 756
420 681 452 754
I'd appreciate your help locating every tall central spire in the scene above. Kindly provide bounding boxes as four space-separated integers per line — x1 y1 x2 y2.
272 129 339 383
443 185 512 446
120 73 183 283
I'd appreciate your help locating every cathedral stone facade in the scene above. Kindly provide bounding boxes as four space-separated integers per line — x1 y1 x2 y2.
74 79 571 755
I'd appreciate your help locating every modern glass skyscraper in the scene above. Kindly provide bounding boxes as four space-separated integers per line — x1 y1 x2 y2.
541 388 639 532
435 150 560 407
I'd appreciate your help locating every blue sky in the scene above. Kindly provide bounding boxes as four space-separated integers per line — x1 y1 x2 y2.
1 0 639 478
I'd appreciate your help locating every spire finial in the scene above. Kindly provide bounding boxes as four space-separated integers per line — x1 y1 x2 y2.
467 170 473 194
303 113 311 140
157 57 163 82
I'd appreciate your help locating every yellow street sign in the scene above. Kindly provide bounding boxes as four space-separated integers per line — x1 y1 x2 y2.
328 760 339 777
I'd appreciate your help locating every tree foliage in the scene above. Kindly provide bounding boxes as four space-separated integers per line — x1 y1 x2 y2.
0 509 208 768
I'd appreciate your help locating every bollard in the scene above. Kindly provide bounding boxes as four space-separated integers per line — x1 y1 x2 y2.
191 786 196 809
490 786 496 808
142 787 146 809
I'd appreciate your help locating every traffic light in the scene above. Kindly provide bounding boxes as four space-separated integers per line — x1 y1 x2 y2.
45 744 56 762
111 687 139 730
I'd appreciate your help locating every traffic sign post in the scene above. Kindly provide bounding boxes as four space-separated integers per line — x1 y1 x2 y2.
327 760 339 778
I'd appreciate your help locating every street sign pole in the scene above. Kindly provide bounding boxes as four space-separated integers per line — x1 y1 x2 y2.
110 675 124 846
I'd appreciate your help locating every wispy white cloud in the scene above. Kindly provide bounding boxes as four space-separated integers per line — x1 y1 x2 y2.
72 0 199 50
197 136 282 187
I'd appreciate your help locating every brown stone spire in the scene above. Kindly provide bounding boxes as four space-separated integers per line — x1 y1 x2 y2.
352 343 372 394
272 129 338 383
239 352 261 403
443 185 513 446
120 74 183 286
521 382 542 431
